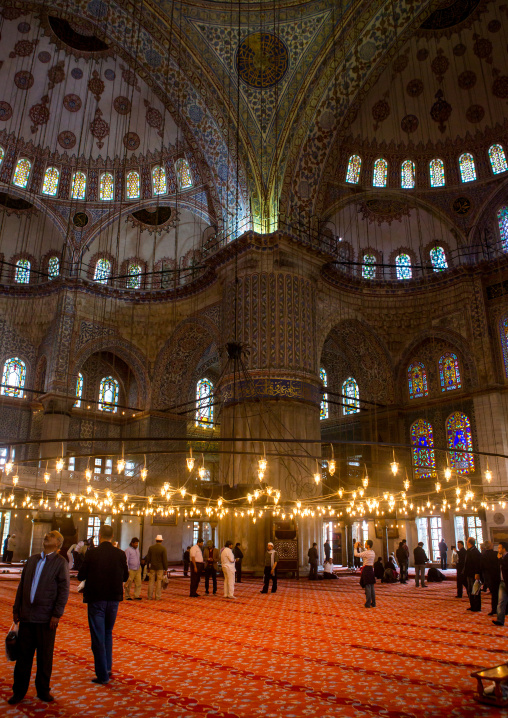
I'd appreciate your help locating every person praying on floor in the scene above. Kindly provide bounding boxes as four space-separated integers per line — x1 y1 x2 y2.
355 540 376 608
323 558 337 579
374 556 385 580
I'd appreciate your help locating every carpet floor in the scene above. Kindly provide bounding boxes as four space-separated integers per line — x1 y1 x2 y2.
1 574 507 717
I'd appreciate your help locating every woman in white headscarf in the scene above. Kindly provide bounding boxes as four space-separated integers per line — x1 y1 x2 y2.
221 540 236 598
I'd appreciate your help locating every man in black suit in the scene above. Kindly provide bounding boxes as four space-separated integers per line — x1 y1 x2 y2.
493 542 508 626
9 530 70 705
308 543 318 580
481 541 501 616
438 539 448 571
78 524 128 684
464 537 482 612
455 540 467 598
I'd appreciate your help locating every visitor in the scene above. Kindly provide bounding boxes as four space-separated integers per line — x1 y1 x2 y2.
323 558 337 579
146 535 168 600
77 524 128 685
389 552 398 570
493 542 508 626
455 540 467 598
324 539 331 562
124 537 142 600
221 540 236 598
308 542 318 580
6 533 16 563
8 530 70 705
413 542 428 588
354 540 376 608
383 557 398 583
203 540 219 595
481 541 500 616
396 541 408 584
374 556 384 580
2 533 10 562
260 542 278 594
464 537 482 612
234 542 244 583
438 538 448 570
189 538 204 597
451 544 458 567
183 546 191 577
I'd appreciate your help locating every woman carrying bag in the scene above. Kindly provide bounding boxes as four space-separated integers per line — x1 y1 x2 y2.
355 540 377 608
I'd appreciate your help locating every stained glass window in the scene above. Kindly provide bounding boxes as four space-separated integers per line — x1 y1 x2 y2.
175 158 193 189
489 144 508 175
42 166 60 196
152 165 167 196
99 376 119 413
430 246 448 271
500 314 508 377
407 362 428 400
126 263 141 289
411 419 436 479
401 160 415 189
0 146 4 167
13 158 31 188
126 171 140 200
446 411 474 474
71 171 87 200
362 254 376 279
372 158 387 188
497 206 508 252
342 377 359 415
15 259 30 284
48 256 59 278
439 352 461 391
320 367 328 420
99 172 114 201
345 155 361 184
395 253 412 280
429 158 445 187
459 153 476 183
196 378 213 427
1 357 26 398
93 258 110 284
75 372 83 408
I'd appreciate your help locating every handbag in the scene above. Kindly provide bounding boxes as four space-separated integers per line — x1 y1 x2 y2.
5 623 18 662
162 574 170 590
472 579 482 595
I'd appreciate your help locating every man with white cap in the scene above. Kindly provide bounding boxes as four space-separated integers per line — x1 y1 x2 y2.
145 535 168 600
221 541 236 598
260 541 278 594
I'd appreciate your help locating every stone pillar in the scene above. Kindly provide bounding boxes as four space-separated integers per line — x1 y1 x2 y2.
473 392 508 491
39 394 75 462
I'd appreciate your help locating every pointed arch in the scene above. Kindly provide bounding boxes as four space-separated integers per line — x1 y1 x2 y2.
407 362 428 399
411 419 436 479
1 357 26 397
93 258 111 284
71 171 87 199
152 165 167 195
99 376 119 413
362 254 376 279
14 259 30 284
196 377 213 427
439 352 461 391
126 171 140 200
342 377 359 415
446 411 474 474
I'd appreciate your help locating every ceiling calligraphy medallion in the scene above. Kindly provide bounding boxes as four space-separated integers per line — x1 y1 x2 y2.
236 32 289 88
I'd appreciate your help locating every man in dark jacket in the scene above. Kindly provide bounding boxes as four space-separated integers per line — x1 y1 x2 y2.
9 530 70 705
455 540 467 597
463 537 482 612
413 542 428 587
145 535 168 600
481 541 501 616
396 541 409 584
308 542 318 580
324 540 331 562
438 539 448 571
183 546 191 577
234 542 244 583
78 524 128 684
493 543 508 626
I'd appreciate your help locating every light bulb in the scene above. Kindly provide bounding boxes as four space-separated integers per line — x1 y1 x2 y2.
186 456 195 471
258 457 267 473
141 467 148 481
328 459 336 476
117 458 126 474
338 488 343 498
198 466 206 479
362 475 368 488
85 468 92 481
435 482 441 492
485 468 492 483
390 461 399 476
56 458 64 473
57 491 62 501
12 474 18 486
314 472 321 484
444 467 451 480
403 479 410 491
44 472 50 484
383 492 389 501
218 498 223 508
258 469 265 481
192 495 196 503
180 487 186 497
5 460 13 475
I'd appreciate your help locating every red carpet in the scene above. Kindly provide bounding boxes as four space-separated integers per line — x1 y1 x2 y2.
1 575 508 717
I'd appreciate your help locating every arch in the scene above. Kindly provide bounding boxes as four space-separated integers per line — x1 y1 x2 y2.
407 362 428 399
489 144 508 175
459 152 476 183
429 159 445 188
319 367 328 419
1 357 26 397
71 171 87 199
430 246 448 271
152 165 167 195
342 376 359 415
126 170 140 200
372 158 387 188
98 376 119 412
411 419 436 479
439 351 461 391
175 157 193 190
75 372 83 407
100 172 114 201
395 253 412 280
401 160 415 189
446 411 474 474
196 377 214 426
12 158 31 189
362 253 376 279
42 166 60 196
345 155 361 184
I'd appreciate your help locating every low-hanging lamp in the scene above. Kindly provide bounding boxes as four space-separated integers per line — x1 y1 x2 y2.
117 444 126 474
390 450 398 476
485 461 493 483
313 460 321 484
141 454 148 481
198 454 206 480
186 446 195 472
328 444 336 476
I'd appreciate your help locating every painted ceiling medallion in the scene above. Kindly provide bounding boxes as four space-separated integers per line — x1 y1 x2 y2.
492 73 508 99
430 89 452 133
406 79 424 98
144 100 164 138
10 39 37 58
458 70 476 89
48 61 65 90
401 114 419 133
29 95 50 134
473 35 493 61
431 50 449 82
38 51 51 63
120 65 140 91
466 104 485 123
0 101 13 121
371 99 390 130
57 130 76 150
113 96 131 115
88 70 105 102
452 197 471 215
90 108 109 149
63 94 82 112
123 132 140 151
236 32 289 88
14 71 34 90
72 211 89 227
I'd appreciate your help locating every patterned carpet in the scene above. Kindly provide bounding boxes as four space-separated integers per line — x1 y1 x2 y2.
1 574 508 718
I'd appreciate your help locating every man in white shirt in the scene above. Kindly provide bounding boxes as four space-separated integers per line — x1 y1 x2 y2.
221 541 236 598
354 540 376 608
189 539 204 597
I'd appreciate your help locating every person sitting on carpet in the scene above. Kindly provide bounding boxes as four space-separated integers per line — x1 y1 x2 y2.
323 558 337 579
385 557 398 577
374 556 385 580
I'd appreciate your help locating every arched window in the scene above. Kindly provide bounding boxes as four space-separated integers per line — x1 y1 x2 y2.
196 378 213 427
126 171 140 200
395 253 412 280
48 256 59 279
430 246 448 271
362 254 376 279
15 259 30 284
320 367 328 420
429 159 445 187
345 155 361 184
407 362 428 400
489 144 508 175
126 263 141 289
71 171 87 199
372 158 387 187
93 258 111 284
411 419 436 478
175 158 193 189
152 165 167 195
446 411 474 474
0 146 4 167
99 376 119 412
342 377 359 415
497 206 508 252
99 172 114 201
439 352 461 391
500 314 508 377
42 166 60 196
13 158 31 188
459 153 476 183
401 160 415 189
1 357 26 397
75 372 83 408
